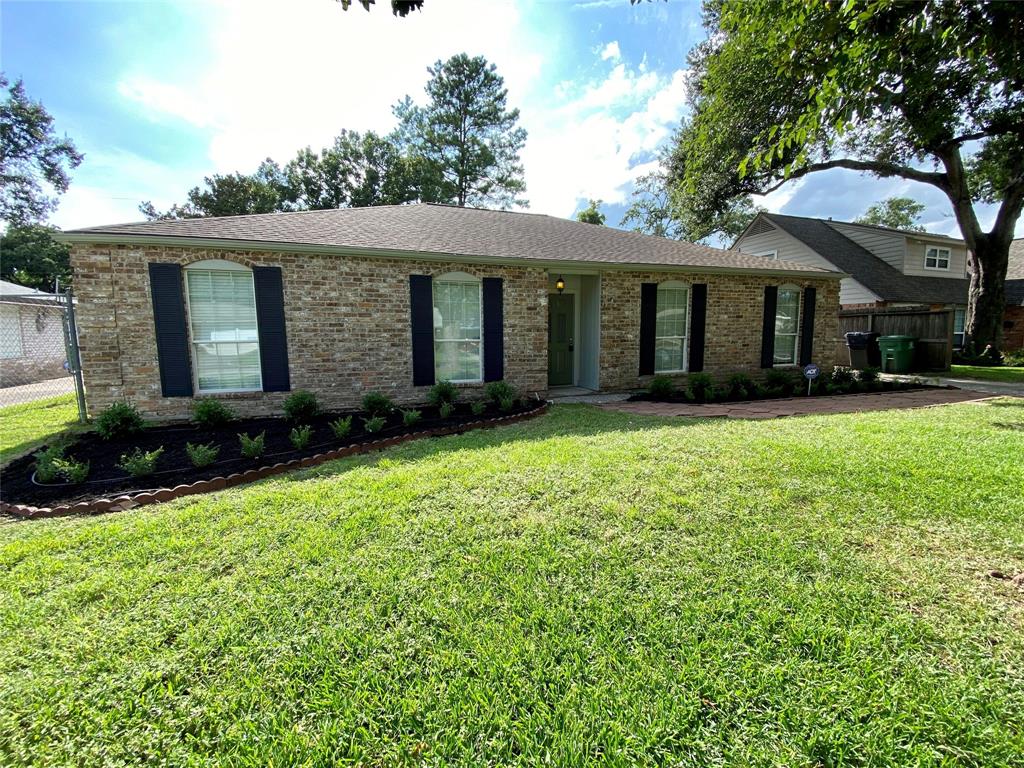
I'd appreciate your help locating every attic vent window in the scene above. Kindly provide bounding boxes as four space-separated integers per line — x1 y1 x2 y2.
747 217 777 237
925 247 950 271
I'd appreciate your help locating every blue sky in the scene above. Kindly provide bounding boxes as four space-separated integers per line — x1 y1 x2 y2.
1 0 1015 239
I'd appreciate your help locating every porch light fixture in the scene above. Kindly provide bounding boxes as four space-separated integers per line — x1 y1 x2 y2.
555 275 566 293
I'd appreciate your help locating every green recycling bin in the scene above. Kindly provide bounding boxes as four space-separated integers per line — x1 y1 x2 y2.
878 335 916 373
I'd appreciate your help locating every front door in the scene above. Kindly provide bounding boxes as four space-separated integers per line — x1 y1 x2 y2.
548 293 574 386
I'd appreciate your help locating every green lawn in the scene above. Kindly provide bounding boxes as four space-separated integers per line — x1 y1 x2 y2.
950 364 1024 384
0 394 80 464
2 402 1023 766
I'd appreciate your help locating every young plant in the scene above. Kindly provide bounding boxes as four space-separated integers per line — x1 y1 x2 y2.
283 391 319 422
238 431 266 460
484 380 516 404
498 396 514 413
765 369 798 395
116 446 164 477
726 373 755 400
402 409 422 427
52 457 90 483
362 391 394 417
191 398 235 428
439 401 455 419
470 400 487 416
33 444 66 483
362 415 386 434
185 441 220 468
289 424 313 450
687 372 714 402
427 380 458 407
95 402 144 440
830 366 856 386
329 415 353 439
858 366 880 383
647 375 675 398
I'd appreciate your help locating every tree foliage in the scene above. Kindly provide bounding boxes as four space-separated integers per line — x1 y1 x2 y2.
0 224 71 291
395 54 527 209
575 199 605 225
336 0 423 16
0 75 83 226
854 196 926 231
669 0 1024 349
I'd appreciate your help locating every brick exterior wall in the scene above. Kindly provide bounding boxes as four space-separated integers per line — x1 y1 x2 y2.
71 243 841 419
1004 305 1024 351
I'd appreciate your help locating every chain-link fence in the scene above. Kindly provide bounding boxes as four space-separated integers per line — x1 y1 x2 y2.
0 283 87 420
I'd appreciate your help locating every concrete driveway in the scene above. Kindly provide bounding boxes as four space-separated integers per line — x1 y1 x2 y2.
0 377 75 407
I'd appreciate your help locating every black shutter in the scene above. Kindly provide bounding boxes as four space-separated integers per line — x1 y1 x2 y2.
799 286 816 366
688 283 708 373
638 283 658 375
482 277 504 382
409 274 435 386
148 263 193 397
253 266 290 392
760 285 778 368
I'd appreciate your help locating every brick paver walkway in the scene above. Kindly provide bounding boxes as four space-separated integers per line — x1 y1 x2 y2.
601 388 1010 420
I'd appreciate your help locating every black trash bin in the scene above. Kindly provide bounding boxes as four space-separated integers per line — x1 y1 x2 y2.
845 331 881 369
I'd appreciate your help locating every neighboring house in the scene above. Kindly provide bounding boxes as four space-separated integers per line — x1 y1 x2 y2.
1006 238 1024 351
0 280 70 388
733 213 972 347
59 204 842 419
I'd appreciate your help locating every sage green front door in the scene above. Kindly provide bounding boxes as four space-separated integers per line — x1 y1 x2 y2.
548 293 574 386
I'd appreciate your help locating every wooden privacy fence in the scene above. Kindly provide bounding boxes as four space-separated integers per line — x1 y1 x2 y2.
835 306 954 371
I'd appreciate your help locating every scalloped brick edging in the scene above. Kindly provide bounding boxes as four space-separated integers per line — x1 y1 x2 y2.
1 402 550 520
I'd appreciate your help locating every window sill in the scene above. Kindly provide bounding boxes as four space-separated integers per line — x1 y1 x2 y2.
194 388 264 398
653 370 688 375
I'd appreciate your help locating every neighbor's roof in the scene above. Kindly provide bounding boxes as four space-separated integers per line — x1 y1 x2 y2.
759 213 969 305
0 280 64 306
59 203 839 278
1008 238 1024 306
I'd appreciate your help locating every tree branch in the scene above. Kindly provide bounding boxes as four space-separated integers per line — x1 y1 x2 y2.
757 158 948 195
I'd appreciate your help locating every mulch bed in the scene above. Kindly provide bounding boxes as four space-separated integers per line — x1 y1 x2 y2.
1 399 546 515
627 379 924 404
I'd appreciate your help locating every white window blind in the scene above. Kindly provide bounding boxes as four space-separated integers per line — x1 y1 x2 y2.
185 268 262 392
433 278 481 382
774 288 800 365
654 286 689 373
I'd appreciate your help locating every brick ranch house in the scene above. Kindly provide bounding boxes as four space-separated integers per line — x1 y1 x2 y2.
59 204 843 419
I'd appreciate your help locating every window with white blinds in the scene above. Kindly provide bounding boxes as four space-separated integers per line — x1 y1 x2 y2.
433 274 482 383
774 286 801 365
184 263 262 392
654 283 689 373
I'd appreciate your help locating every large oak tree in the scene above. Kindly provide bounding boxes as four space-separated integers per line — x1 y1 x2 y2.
668 0 1023 350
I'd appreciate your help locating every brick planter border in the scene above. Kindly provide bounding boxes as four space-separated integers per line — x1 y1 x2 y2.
1 402 550 520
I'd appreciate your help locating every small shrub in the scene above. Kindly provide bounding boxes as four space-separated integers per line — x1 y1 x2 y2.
471 400 487 416
831 366 856 386
329 415 353 439
288 424 313 450
33 444 66 483
238 431 266 460
116 446 164 477
647 375 675 398
191 398 235 427
362 391 394 417
402 409 422 427
53 457 90 483
95 402 144 440
439 401 455 419
727 373 755 400
283 391 319 422
484 380 516 404
362 415 386 433
765 369 798 395
858 366 880 383
1002 350 1024 367
428 380 458 406
498 396 514 412
687 372 714 402
185 441 220 468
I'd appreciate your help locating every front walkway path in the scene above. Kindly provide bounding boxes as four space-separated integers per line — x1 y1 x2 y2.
882 373 1024 397
601 388 1010 420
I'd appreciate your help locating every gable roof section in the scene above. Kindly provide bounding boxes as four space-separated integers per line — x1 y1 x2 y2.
59 203 837 277
1008 239 1024 306
760 213 969 305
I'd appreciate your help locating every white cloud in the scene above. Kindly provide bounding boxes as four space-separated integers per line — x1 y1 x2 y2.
599 41 620 61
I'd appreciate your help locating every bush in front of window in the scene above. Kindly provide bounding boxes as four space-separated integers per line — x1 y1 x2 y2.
439 402 455 419
192 398 236 428
686 373 714 402
283 391 320 422
362 415 386 434
484 380 516 405
238 431 266 460
186 441 220 468
329 416 353 439
764 369 798 396
95 402 145 440
647 375 675 398
361 392 394 417
402 409 422 427
289 425 313 450
116 446 164 478
470 400 487 416
428 380 459 407
52 457 89 484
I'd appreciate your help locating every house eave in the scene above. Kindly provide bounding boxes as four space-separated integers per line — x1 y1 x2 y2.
57 232 848 281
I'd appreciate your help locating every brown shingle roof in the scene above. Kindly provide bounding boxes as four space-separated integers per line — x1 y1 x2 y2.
61 203 836 276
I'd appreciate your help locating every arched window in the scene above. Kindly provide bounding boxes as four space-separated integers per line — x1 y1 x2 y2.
774 285 801 365
184 260 262 392
432 271 482 382
655 280 690 373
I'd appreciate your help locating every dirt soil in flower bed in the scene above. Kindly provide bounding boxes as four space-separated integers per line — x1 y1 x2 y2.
1 400 539 508
628 379 929 404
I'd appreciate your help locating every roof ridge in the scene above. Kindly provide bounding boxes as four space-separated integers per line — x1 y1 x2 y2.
765 211 959 241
